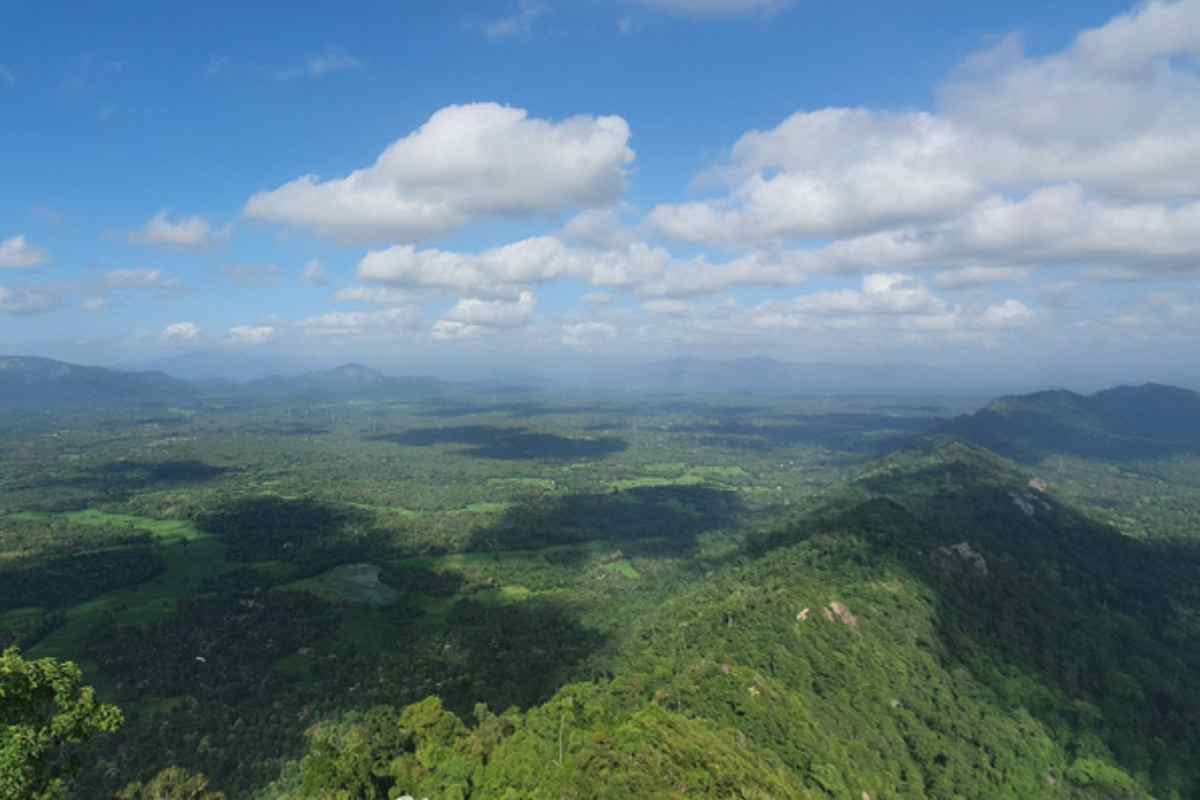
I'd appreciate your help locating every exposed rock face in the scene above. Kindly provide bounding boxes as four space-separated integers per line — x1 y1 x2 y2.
798 602 858 626
829 601 858 627
1009 491 1037 517
935 541 989 577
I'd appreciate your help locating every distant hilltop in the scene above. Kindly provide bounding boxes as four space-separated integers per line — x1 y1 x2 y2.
0 355 444 410
939 382 1200 462
0 356 198 410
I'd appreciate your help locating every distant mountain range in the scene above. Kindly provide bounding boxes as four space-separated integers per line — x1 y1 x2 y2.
136 350 321 382
0 356 199 410
939 382 1200 461
0 357 446 410
228 363 443 401
629 356 963 396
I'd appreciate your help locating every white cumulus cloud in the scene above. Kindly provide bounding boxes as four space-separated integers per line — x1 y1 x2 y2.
301 307 423 337
228 325 277 345
161 321 201 342
0 286 56 315
562 321 618 348
0 235 47 269
651 0 1200 250
244 103 633 244
131 211 227 249
104 268 183 290
442 291 537 329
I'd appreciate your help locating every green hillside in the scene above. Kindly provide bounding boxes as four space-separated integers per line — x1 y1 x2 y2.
939 383 1200 462
265 441 1200 799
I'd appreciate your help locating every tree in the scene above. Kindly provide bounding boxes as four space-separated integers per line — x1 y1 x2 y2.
0 646 123 800
116 767 225 800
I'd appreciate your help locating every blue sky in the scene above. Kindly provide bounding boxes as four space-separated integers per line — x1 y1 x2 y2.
3 0 1198 382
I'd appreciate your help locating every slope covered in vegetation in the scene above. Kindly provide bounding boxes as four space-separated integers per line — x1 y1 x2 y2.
268 441 1200 799
939 383 1200 462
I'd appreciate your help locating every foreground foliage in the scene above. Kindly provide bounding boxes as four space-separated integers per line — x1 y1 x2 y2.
0 648 122 800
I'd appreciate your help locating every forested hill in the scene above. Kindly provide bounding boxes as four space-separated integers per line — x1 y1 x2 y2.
0 356 198 410
228 363 445 401
938 382 1200 461
263 441 1200 799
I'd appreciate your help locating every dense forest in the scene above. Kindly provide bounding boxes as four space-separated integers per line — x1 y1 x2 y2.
3 380 1200 798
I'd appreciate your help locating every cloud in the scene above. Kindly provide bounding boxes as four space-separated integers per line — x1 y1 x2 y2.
562 321 617 348
301 307 423 337
643 299 690 315
650 109 977 243
0 65 15 85
483 1 547 38
0 235 47 269
651 0 1200 249
637 0 794 15
751 273 958 331
223 264 281 288
271 47 361 80
103 268 183 290
0 286 57 315
161 321 201 343
244 103 633 244
934 266 1032 290
302 259 327 285
979 299 1035 328
582 291 613 306
130 211 227 249
358 236 670 297
81 296 109 312
228 325 277 344
306 47 361 77
431 320 485 341
561 207 639 249
203 56 231 78
442 291 537 329
334 286 427 305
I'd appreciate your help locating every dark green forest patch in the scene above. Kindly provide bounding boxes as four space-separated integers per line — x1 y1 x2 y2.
195 496 386 566
0 548 165 613
676 413 936 453
369 425 628 460
465 484 744 553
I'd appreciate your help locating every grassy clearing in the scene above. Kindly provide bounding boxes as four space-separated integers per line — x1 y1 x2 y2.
475 584 533 604
397 540 613 572
487 477 557 491
283 563 400 608
344 501 422 520
29 536 229 661
64 509 205 541
6 508 204 542
687 465 750 481
610 475 705 491
600 560 641 580
609 465 750 493
459 502 512 515
643 462 688 474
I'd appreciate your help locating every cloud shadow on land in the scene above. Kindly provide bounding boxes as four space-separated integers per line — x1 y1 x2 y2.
194 495 388 569
18 459 231 493
466 484 745 554
367 425 628 460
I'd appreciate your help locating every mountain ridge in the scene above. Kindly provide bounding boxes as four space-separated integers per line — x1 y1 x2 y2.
0 355 199 410
939 381 1200 461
